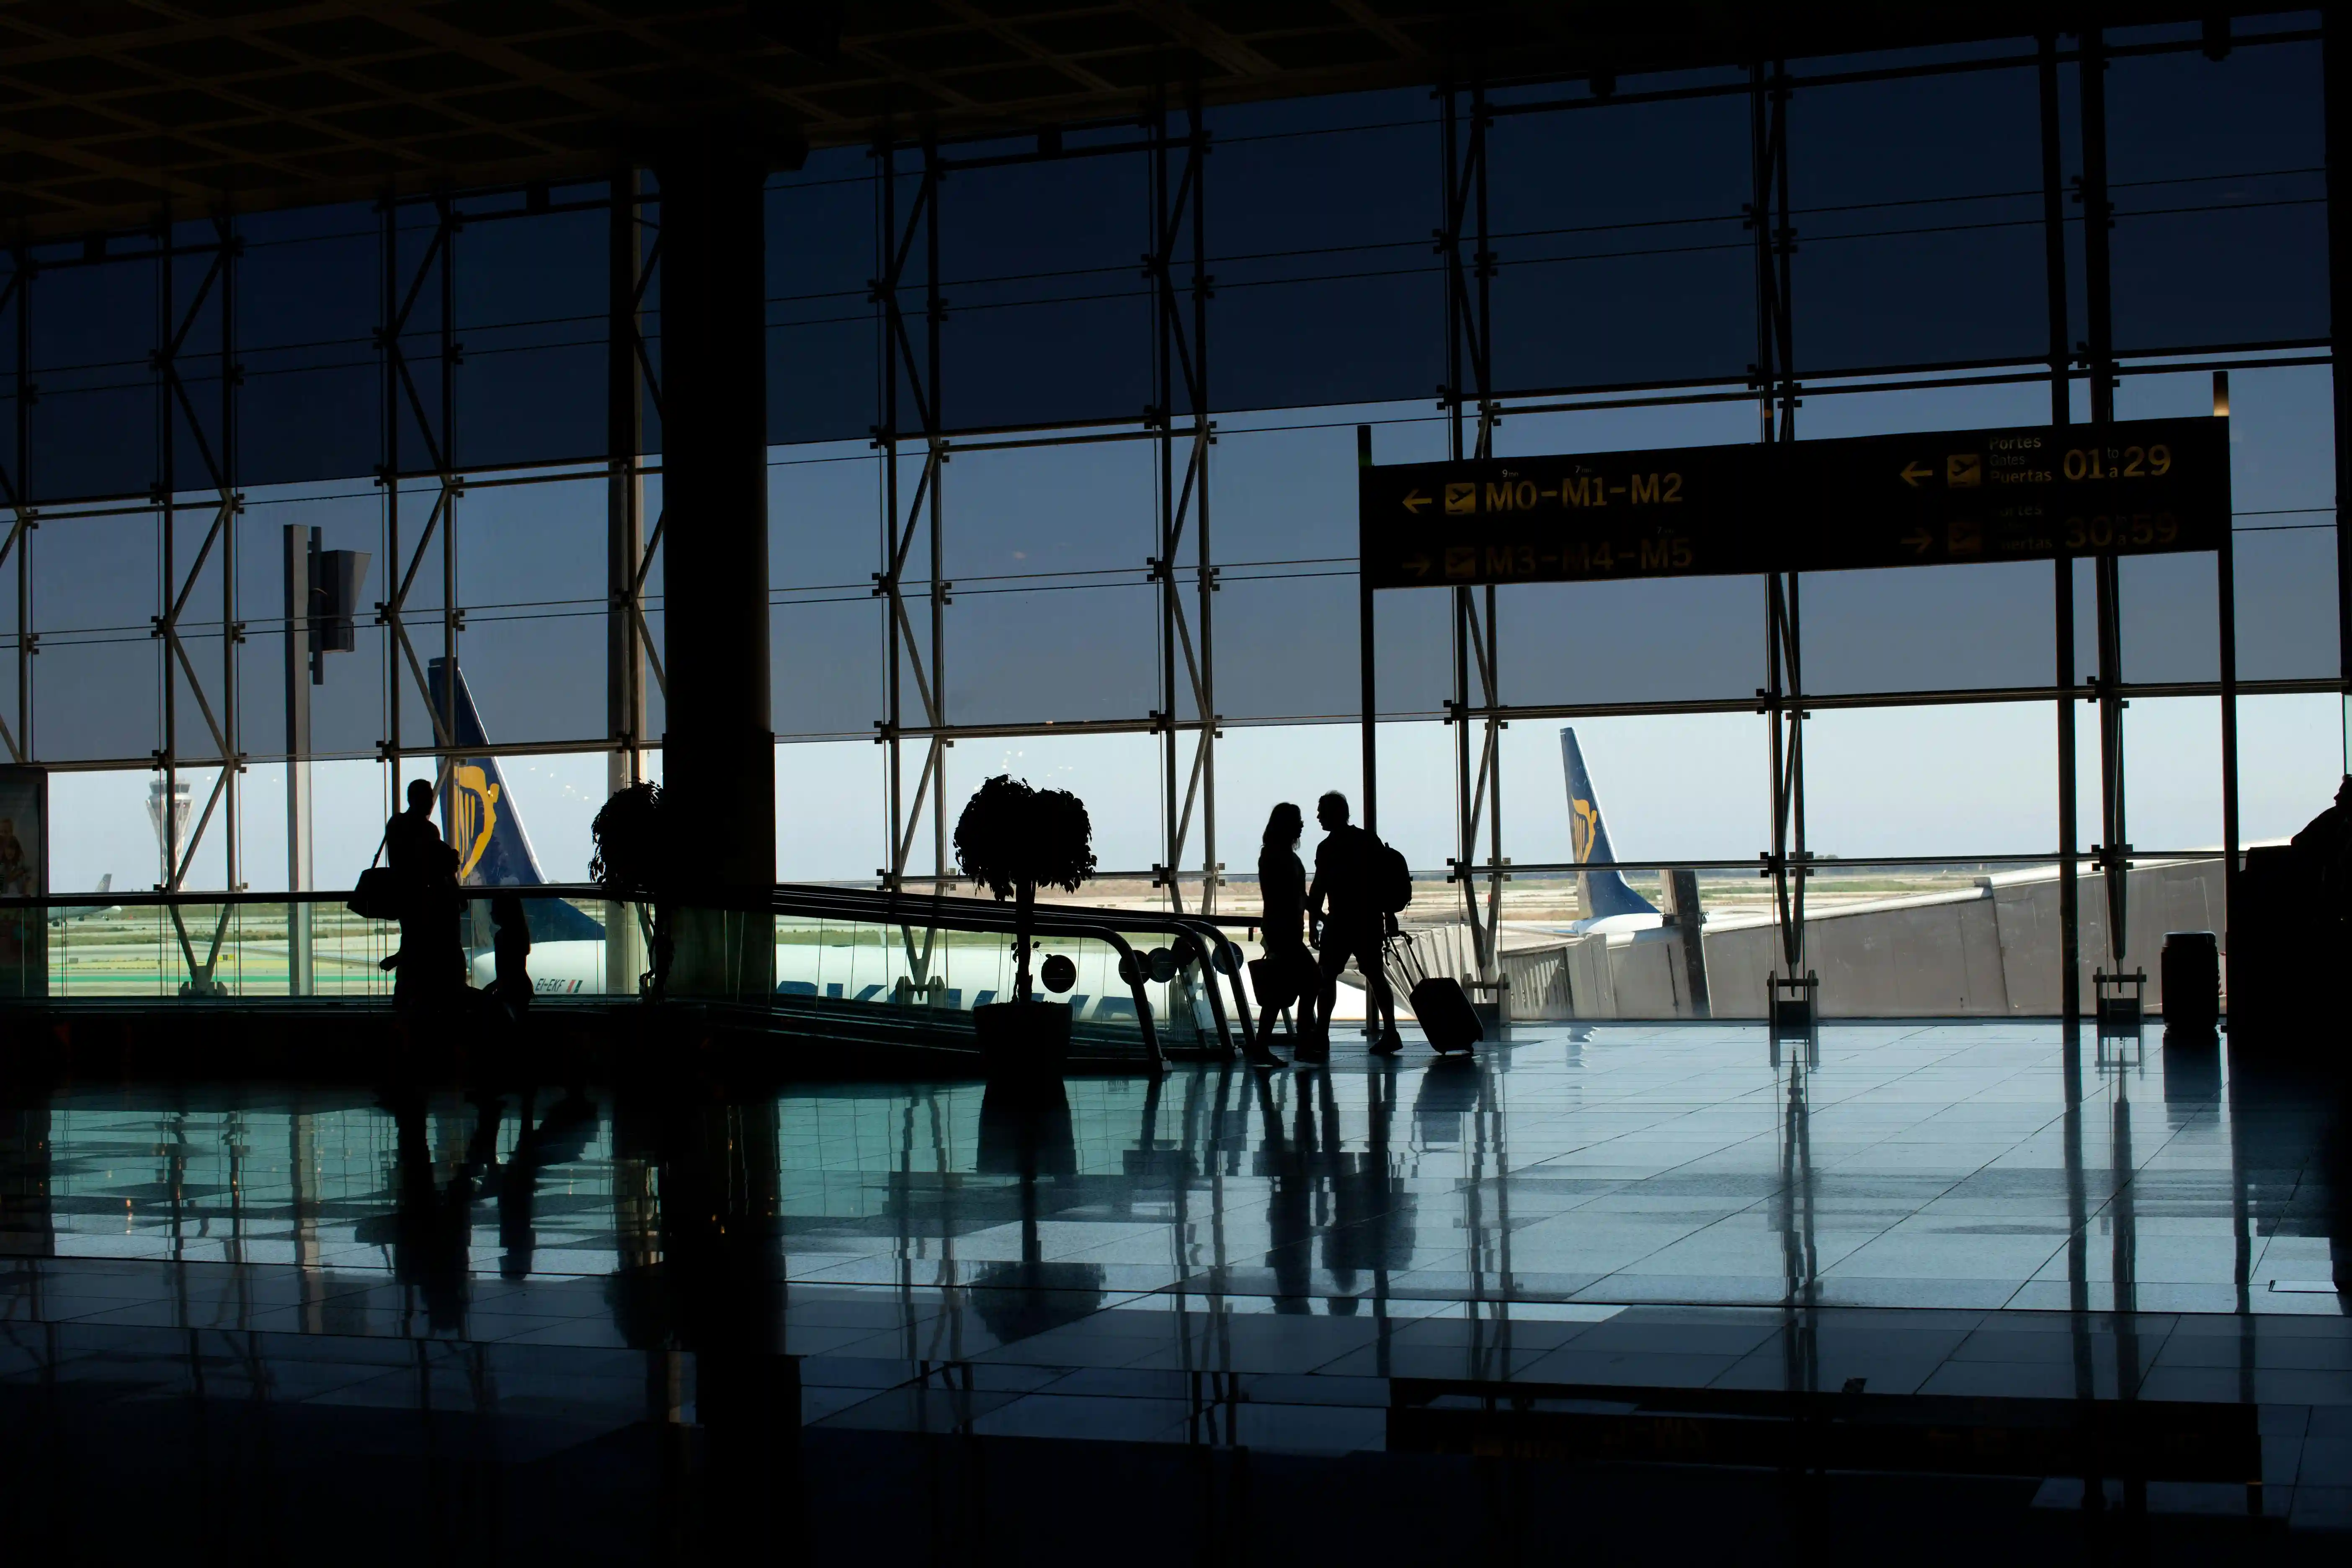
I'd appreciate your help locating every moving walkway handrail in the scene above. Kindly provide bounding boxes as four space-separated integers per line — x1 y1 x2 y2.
5 885 1235 1065
771 883 1247 1059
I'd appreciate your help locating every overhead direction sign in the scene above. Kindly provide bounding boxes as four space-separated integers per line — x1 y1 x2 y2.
1359 417 2230 590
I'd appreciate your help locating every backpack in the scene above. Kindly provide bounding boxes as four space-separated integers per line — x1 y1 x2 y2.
1373 837 1413 915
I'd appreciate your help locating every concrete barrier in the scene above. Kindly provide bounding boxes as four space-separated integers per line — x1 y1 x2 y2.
1547 857 2227 1020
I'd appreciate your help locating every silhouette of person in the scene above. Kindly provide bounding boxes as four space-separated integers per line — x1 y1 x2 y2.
380 779 465 1012
2293 774 2352 917
1251 802 1316 1067
488 889 533 1025
1305 791 1399 1061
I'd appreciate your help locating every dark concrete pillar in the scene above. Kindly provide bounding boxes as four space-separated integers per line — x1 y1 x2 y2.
2328 15 2352 772
653 144 774 995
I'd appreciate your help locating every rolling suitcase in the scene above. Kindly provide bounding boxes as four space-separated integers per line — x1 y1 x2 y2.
1385 931 1483 1055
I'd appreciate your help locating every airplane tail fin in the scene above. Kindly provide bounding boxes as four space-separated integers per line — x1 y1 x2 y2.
1561 727 1661 921
426 658 605 943
95 873 110 895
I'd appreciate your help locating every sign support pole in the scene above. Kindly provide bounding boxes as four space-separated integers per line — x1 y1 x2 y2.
1358 425 1377 836
1441 80 1503 1012
2040 33 2081 1032
2330 9 2352 779
2216 372 2241 988
284 525 313 996
2082 26 2133 979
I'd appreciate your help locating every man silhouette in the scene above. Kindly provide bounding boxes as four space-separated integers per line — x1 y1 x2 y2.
1305 790 1400 1062
381 778 463 1009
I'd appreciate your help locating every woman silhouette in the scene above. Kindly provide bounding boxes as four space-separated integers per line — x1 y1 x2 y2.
1253 802 1317 1065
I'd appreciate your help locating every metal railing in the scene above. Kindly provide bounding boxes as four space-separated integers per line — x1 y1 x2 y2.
0 880 1264 1071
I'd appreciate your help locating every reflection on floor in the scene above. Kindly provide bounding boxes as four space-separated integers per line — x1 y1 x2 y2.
3 1022 2348 1557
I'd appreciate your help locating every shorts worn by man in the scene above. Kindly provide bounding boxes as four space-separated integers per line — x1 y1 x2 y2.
1305 790 1400 1060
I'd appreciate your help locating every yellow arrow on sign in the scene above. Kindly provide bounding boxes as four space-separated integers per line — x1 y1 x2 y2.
1900 462 1933 488
1401 489 1431 514
1903 526 1933 554
1403 553 1432 578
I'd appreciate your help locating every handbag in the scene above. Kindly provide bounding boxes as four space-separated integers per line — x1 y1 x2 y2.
1248 949 1304 1010
347 833 399 920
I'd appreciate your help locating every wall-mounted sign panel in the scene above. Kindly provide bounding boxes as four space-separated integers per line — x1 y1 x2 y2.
1359 417 2230 590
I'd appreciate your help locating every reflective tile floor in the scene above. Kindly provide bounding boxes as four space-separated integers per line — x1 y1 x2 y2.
4 1021 2349 1555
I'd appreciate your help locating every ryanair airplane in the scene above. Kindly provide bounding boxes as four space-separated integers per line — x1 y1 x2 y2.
1558 727 1672 936
426 659 607 995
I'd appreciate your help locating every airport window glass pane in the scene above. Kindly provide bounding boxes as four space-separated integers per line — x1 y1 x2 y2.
455 475 606 748
937 150 1149 432
946 582 1157 727
939 728 1162 891
2077 694 2223 856
1496 575 1767 706
1216 573 1374 722
1213 405 1439 567
1210 94 1443 414
772 598 880 740
451 203 609 472
31 506 155 764
30 253 156 504
771 444 878 593
381 207 453 482
776 739 881 884
241 485 385 763
1488 91 1755 392
2233 535 2338 689
36 637 153 763
1497 712 1769 873
2117 551 2220 686
2106 39 2326 353
1802 562 2054 696
169 630 231 763
768 155 874 446
1788 66 2046 373
2122 364 2339 681
1805 701 2058 859
944 437 1155 581
237 206 381 490
2238 691 2344 843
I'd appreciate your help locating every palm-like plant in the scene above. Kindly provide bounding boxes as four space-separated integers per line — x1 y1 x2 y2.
590 780 673 1000
953 775 1097 1001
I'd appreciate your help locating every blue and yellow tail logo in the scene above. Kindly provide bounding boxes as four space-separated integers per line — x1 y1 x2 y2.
1570 798 1600 863
447 763 501 881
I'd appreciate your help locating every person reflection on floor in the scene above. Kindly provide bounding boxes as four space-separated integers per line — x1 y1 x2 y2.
1322 1059 1411 1315
1253 1067 1320 1313
374 1088 499 1333
496 1087 598 1281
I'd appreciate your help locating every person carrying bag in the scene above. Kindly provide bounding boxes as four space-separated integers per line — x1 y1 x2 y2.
1248 802 1317 1066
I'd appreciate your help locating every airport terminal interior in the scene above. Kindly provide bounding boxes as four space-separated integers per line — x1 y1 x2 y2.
2 1 2351 1560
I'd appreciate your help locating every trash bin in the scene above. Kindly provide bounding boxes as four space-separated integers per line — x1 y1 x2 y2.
2161 930 2220 1029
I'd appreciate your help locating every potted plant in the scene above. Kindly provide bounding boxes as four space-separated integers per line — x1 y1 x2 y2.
953 774 1097 1074
590 780 674 1001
